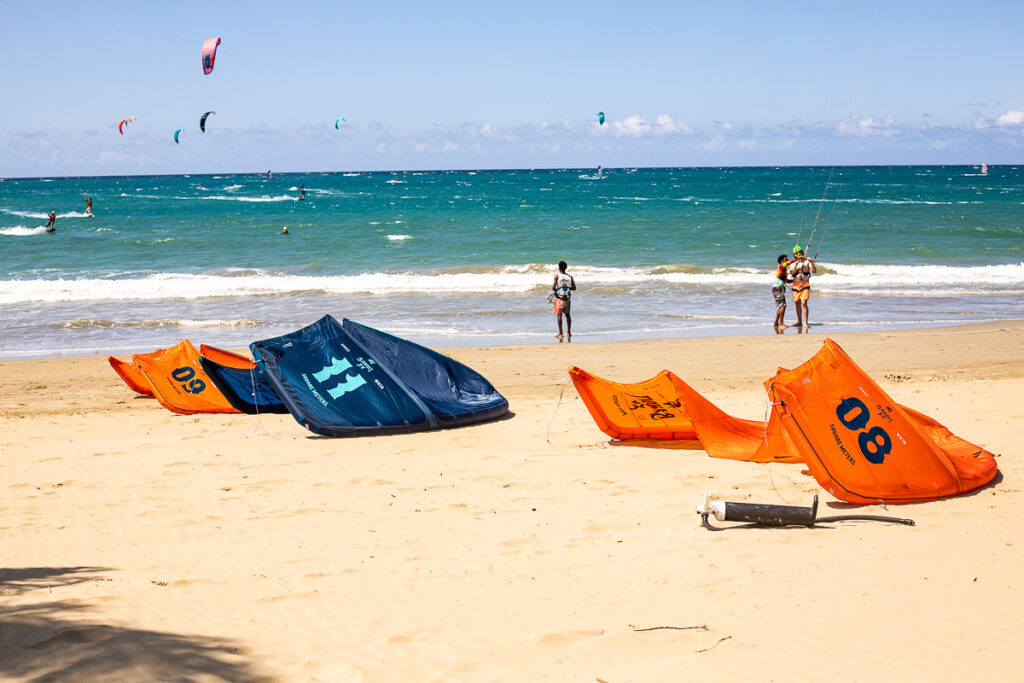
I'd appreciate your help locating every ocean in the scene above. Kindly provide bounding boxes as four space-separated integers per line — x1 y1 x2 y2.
1 166 1021 360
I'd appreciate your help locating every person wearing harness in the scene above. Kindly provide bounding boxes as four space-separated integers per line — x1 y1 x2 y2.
786 245 816 330
551 260 577 342
45 211 56 232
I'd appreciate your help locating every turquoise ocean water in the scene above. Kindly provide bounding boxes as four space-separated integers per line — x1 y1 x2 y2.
1 166 1022 359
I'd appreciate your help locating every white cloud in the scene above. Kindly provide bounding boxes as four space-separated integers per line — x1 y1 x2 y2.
836 115 899 137
607 114 693 138
703 136 726 152
996 110 1024 127
654 114 694 135
610 114 650 137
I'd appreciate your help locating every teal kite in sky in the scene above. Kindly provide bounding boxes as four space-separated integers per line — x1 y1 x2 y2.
174 128 184 144
200 111 215 133
597 112 605 125
335 118 346 129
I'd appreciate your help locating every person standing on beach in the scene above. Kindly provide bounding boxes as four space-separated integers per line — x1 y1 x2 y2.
45 211 56 232
772 253 791 329
552 260 576 342
786 245 816 329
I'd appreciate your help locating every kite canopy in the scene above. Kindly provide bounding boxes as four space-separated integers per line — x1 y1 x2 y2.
334 118 346 129
199 111 215 133
202 37 221 75
118 117 135 135
250 315 509 437
597 112 605 125
108 354 153 396
572 339 997 503
766 339 997 504
198 344 288 414
569 366 800 463
174 128 184 144
569 368 697 441
133 340 240 414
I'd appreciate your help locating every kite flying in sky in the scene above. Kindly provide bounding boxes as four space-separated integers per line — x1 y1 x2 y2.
202 37 221 75
118 117 136 135
200 111 216 133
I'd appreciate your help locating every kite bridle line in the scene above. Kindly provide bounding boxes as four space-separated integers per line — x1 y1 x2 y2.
762 382 793 505
799 1 909 262
545 376 571 445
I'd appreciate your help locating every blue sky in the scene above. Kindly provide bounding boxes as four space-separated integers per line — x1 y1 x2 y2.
2 0 1022 176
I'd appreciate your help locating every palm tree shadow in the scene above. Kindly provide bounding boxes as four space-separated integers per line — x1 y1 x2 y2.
1 567 266 681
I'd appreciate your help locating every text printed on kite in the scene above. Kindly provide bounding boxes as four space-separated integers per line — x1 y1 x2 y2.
201 37 221 75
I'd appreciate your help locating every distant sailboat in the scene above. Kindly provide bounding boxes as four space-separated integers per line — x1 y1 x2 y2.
981 163 988 175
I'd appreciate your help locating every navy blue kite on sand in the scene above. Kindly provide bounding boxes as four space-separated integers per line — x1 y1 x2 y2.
198 353 288 414
250 315 509 437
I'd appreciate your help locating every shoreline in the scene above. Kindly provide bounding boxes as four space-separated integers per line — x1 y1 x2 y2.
3 318 1021 363
3 321 1022 679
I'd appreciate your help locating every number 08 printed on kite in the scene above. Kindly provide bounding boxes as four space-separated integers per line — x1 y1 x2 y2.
766 339 997 504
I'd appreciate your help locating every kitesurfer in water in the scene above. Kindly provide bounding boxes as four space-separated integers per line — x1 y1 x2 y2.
281 226 289 235
85 197 93 216
772 253 792 330
787 245 816 330
551 260 577 342
298 185 306 200
45 211 56 232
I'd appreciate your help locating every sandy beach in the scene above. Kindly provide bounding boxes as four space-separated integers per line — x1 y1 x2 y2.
2 321 1022 681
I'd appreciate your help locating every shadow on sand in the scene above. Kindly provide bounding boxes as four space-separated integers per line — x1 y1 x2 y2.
0 566 268 681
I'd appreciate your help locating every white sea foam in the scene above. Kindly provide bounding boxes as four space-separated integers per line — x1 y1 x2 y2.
387 235 412 241
2 209 48 219
817 262 1024 287
202 195 299 203
58 318 263 329
0 225 48 236
1 262 1020 304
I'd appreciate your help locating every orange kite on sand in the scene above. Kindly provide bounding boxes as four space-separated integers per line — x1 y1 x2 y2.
109 340 240 415
571 338 997 504
766 339 996 504
108 354 153 396
569 366 800 463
